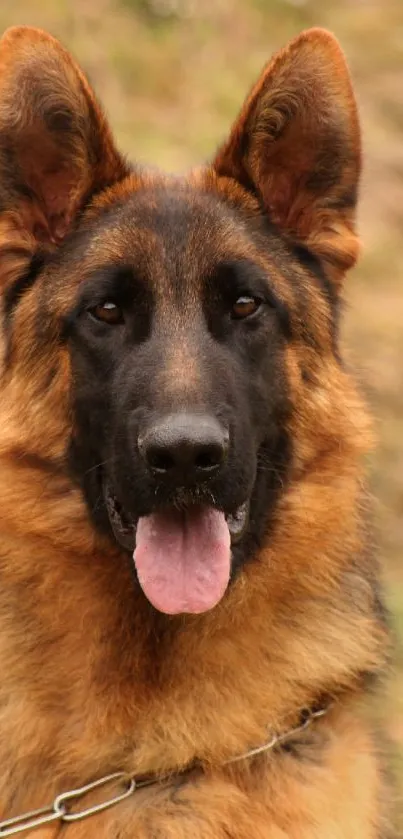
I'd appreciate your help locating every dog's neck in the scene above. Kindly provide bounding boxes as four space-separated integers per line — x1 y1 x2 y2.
0 449 387 812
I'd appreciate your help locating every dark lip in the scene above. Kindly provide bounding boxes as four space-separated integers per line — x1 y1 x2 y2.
102 477 250 553
104 483 137 552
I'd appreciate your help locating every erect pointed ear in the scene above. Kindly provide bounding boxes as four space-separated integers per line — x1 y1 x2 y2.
213 28 361 284
0 26 128 287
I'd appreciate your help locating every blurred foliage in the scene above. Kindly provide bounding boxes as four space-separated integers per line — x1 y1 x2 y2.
0 0 402 827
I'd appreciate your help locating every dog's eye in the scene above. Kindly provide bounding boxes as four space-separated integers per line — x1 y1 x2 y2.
231 296 261 320
89 302 124 325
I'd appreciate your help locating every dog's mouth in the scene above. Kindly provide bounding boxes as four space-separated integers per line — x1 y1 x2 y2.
103 480 249 616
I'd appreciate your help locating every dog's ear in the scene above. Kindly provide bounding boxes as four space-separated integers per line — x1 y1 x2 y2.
0 26 128 287
213 28 361 284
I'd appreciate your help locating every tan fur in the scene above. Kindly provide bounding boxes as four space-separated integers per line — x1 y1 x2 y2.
0 25 391 839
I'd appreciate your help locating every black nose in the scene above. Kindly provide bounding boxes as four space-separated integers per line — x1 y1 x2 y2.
138 413 228 484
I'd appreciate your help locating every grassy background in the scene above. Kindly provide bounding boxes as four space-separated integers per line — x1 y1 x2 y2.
1 0 402 825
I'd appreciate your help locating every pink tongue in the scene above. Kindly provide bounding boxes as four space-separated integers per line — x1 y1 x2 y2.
133 507 231 615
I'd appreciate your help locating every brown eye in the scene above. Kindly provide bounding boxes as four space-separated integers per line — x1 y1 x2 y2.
90 301 124 325
231 296 261 320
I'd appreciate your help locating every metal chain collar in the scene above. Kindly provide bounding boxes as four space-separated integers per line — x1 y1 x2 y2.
0 703 331 837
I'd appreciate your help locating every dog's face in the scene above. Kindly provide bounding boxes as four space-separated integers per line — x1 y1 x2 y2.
0 26 361 615
64 187 293 614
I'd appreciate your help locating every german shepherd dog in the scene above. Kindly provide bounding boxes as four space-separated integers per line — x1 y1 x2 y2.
0 25 390 838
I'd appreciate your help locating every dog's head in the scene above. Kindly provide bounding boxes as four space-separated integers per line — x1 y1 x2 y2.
0 26 363 615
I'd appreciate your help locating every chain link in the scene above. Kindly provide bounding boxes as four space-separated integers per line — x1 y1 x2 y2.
0 773 137 837
0 703 331 836
224 703 331 764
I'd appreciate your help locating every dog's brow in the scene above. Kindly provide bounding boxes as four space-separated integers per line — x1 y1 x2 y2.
75 266 147 302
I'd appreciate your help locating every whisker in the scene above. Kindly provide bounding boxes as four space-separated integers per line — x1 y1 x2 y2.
84 458 114 477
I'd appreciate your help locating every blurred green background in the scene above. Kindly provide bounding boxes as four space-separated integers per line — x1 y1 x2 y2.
1 0 402 825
